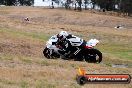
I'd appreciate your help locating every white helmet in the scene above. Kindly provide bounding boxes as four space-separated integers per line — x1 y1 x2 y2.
59 31 69 37
57 31 69 41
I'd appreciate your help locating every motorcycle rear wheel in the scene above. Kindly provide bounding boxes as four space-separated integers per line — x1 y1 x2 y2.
84 49 102 63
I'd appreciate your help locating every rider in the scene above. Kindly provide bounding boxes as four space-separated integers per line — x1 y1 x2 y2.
56 31 72 56
56 31 86 58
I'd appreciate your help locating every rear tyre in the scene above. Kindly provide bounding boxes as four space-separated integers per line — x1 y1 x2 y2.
85 49 102 63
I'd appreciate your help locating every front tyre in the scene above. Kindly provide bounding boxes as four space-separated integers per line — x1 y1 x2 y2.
84 49 102 63
43 47 51 59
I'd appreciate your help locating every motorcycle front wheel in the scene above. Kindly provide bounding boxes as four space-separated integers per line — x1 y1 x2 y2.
43 47 51 59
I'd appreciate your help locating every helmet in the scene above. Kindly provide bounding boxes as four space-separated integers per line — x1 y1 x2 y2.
57 31 68 41
59 31 68 37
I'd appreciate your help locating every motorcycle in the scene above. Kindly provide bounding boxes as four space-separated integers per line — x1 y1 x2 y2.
43 35 102 63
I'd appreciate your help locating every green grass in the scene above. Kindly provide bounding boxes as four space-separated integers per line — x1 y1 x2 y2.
35 80 56 88
0 79 17 85
98 43 132 60
0 28 50 41
105 63 112 67
114 51 132 60
0 54 32 63
20 81 29 88
18 56 32 64
38 60 51 66
0 54 14 61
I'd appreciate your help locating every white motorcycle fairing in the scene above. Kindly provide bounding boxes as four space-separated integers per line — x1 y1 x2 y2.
68 35 84 46
86 39 99 48
46 35 60 53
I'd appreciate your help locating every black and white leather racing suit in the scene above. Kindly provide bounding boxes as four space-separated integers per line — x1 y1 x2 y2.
56 34 86 58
